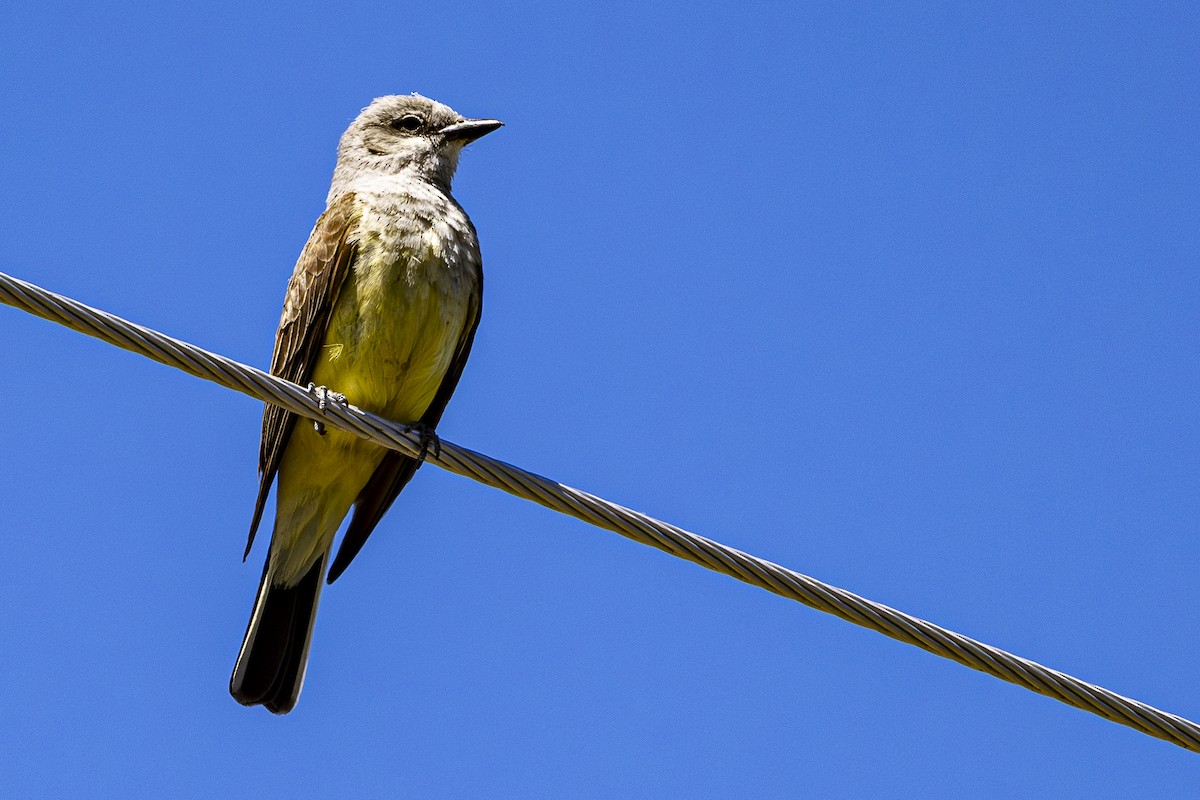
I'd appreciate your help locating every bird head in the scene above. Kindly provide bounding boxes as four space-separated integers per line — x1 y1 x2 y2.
331 94 502 195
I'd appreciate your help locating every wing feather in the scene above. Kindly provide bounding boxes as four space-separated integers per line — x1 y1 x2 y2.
244 193 360 557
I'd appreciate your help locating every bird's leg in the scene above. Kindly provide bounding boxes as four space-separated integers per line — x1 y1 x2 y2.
307 383 347 436
403 422 441 464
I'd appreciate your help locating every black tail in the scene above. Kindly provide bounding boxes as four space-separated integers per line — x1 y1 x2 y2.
229 554 326 714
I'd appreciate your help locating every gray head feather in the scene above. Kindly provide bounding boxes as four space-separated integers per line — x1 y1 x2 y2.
328 95 488 201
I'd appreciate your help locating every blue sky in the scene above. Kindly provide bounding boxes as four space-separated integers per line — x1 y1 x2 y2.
2 1 1198 796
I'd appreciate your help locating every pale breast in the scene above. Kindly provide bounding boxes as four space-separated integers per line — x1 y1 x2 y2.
312 187 480 424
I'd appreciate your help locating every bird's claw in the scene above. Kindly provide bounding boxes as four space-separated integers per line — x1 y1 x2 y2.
307 383 347 436
404 423 441 464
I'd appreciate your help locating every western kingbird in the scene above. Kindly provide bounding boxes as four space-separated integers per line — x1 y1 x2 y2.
230 95 501 713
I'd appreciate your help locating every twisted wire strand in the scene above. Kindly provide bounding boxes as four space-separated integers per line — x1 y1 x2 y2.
2 268 1197 753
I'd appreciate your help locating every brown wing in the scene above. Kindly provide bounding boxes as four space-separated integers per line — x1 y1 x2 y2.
325 262 483 584
244 193 360 558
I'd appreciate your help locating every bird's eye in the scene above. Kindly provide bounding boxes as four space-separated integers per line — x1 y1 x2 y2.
391 114 423 133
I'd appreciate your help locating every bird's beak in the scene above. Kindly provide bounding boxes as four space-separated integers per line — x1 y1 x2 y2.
440 118 504 144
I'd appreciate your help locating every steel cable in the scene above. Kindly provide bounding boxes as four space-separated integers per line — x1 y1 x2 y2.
2 269 1197 753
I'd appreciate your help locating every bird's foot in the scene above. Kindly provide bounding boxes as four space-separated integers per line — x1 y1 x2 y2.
404 422 441 464
307 383 347 436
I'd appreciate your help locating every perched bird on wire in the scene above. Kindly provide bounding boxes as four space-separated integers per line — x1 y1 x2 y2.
230 94 502 713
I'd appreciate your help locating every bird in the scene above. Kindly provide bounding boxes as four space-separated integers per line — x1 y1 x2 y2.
230 95 501 713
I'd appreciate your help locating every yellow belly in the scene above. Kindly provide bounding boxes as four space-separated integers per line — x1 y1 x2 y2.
268 245 473 584
314 249 466 423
